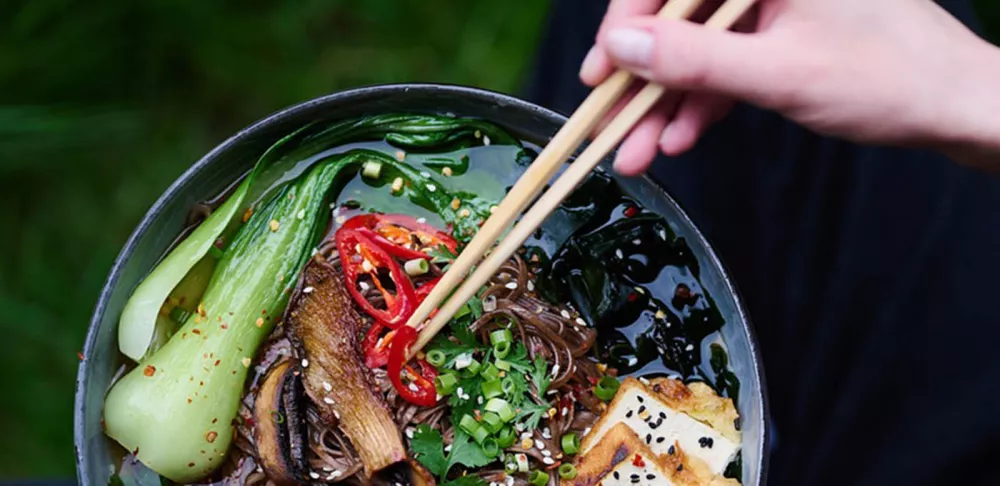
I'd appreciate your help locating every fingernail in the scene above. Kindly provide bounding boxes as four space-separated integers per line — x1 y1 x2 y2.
579 47 601 80
606 28 654 68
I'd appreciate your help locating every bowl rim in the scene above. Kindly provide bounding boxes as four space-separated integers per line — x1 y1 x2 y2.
74 82 769 485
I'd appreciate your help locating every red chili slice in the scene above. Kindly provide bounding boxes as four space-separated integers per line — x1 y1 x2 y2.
388 326 438 407
362 322 393 368
335 228 417 327
343 214 459 260
414 276 441 301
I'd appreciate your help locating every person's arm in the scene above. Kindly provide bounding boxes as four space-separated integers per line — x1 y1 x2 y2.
580 0 1000 174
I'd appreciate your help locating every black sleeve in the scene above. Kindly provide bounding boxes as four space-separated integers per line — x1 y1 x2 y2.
524 2 1000 485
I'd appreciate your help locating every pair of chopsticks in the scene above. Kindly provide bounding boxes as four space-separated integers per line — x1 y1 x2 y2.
405 0 758 356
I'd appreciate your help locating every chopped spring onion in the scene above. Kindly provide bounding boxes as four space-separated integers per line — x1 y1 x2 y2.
481 412 503 434
561 432 580 455
426 349 447 368
595 376 621 401
529 470 550 486
482 378 503 400
459 414 479 436
496 426 517 449
558 463 578 480
461 358 482 377
471 425 490 444
480 363 501 381
501 377 516 396
485 398 516 423
490 328 513 347
361 160 383 179
207 245 225 260
495 358 511 371
515 453 530 473
490 329 513 359
481 438 500 458
404 258 429 276
504 458 518 474
434 373 457 396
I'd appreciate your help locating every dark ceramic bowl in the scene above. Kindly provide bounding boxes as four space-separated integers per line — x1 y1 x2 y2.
75 84 769 485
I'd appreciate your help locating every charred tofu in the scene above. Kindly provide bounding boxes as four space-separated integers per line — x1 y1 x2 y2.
579 378 740 475
567 423 739 486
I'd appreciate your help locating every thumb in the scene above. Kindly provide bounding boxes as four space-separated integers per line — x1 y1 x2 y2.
601 17 784 107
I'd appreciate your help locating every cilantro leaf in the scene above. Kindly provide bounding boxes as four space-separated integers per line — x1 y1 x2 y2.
447 430 493 472
428 323 487 368
410 426 493 479
532 355 552 396
504 343 534 373
516 399 551 431
441 477 488 486
467 295 483 319
411 425 449 477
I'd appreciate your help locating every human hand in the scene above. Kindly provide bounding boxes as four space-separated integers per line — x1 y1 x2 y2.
581 0 1000 174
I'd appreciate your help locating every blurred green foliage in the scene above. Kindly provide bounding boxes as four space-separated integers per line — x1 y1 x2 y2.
0 0 997 479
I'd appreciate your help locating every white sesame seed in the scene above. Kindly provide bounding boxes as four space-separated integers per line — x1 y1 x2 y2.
542 450 552 457
575 317 586 326
335 215 346 224
406 428 415 439
615 249 624 259
309 472 320 479
359 281 370 291
408 383 419 392
543 457 555 465
542 427 551 439
301 359 309 368
323 397 335 405
551 364 560 378
659 229 668 240
322 382 332 392
561 407 568 416
527 280 535 291
634 286 645 294
334 410 340 419
420 171 431 178
633 238 642 245
583 427 592 436
520 431 532 439
426 184 437 192
444 444 452 452
483 135 491 146
685 344 695 352
505 282 518 290
323 466 333 472
417 217 427 224
477 396 484 404
303 286 315 294
536 441 545 451
627 357 638 367
639 377 651 386
560 310 571 319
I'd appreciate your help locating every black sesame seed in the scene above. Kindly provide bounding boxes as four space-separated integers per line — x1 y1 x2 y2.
630 474 639 480
637 396 644 403
659 412 667 419
638 405 646 414
676 464 684 472
626 410 634 418
734 417 742 431
645 433 652 444
614 471 620 480
649 421 660 430
656 437 666 444
668 445 675 455
646 474 656 480
699 437 714 448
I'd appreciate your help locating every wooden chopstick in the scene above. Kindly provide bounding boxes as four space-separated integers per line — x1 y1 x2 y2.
399 0 706 334
407 0 758 356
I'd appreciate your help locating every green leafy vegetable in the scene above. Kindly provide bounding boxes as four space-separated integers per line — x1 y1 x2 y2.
515 400 551 431
441 476 488 486
411 426 492 478
532 355 551 396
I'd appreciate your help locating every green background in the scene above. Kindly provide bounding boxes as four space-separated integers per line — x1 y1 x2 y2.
1 0 997 478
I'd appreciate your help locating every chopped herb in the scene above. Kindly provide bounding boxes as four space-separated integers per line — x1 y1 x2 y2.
411 426 492 478
428 243 458 265
532 355 551 396
441 476 488 486
515 399 551 431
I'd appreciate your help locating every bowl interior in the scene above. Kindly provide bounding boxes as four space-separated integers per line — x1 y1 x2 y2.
75 84 768 485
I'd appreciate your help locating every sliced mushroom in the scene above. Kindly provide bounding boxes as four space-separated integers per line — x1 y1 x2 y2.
252 360 307 486
285 256 408 478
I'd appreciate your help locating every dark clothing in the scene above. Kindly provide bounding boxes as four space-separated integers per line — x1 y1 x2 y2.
525 1 1000 484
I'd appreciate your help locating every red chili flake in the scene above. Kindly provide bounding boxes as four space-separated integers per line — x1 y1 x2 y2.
188 462 195 468
143 365 156 377
623 206 639 218
220 323 228 330
206 431 218 443
632 454 645 468
77 352 85 361
627 292 639 303
245 418 255 427
192 329 202 335
214 359 221 367
187 398 193 404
